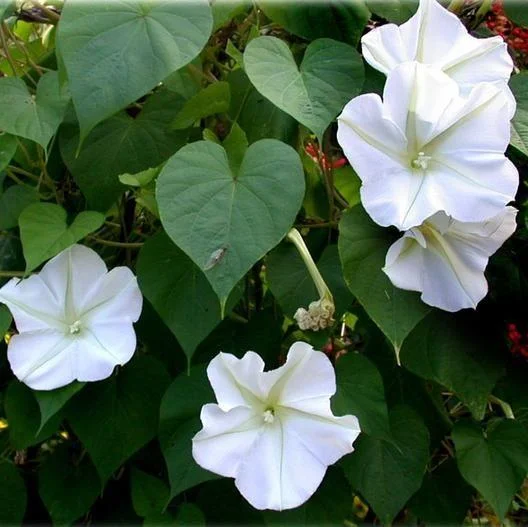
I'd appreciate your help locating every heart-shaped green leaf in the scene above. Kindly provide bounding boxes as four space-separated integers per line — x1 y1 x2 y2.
137 232 233 364
0 133 17 172
0 462 27 526
332 353 390 440
156 139 305 305
453 419 528 520
0 185 38 230
60 89 189 212
400 312 504 420
244 37 364 140
342 405 430 524
66 356 170 483
19 203 104 271
159 365 220 500
338 205 430 357
0 72 69 148
57 0 213 141
510 72 528 157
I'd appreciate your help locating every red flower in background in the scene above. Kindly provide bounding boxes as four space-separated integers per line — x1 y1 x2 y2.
487 1 528 60
507 322 528 358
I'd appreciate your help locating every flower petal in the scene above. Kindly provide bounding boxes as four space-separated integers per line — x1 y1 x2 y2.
192 404 263 478
206 351 267 411
428 82 513 154
382 62 459 148
383 232 424 292
384 209 518 311
235 415 322 510
79 267 143 325
265 342 337 406
75 322 138 382
280 405 360 466
37 244 108 318
424 154 518 225
337 92 408 170
0 276 65 332
362 0 513 94
234 407 359 510
7 330 77 390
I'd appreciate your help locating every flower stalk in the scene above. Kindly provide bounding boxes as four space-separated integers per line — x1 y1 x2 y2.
286 228 335 331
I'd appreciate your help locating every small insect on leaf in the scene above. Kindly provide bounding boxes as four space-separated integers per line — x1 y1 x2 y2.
203 247 228 271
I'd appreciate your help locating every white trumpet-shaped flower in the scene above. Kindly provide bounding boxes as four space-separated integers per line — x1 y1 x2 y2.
362 0 513 105
0 244 143 390
383 207 517 312
337 62 518 231
192 342 361 511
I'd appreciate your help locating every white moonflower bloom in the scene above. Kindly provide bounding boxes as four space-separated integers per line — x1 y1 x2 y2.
0 244 143 390
383 207 517 312
362 0 513 105
337 62 518 231
192 342 361 511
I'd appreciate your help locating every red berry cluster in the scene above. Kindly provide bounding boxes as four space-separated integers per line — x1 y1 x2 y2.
305 142 347 171
487 1 528 61
507 323 528 358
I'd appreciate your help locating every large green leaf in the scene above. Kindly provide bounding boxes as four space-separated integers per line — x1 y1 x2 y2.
172 82 231 129
365 0 418 23
0 133 17 172
130 468 169 518
19 203 104 271
400 312 504 420
194 309 282 368
34 382 85 434
0 305 11 336
338 206 430 357
342 405 430 523
39 444 100 526
228 69 298 146
0 185 38 231
0 72 69 148
60 89 189 211
504 0 528 27
196 479 265 525
156 139 304 305
258 1 370 45
453 419 528 520
332 352 390 439
159 365 220 500
510 72 528 157
0 0 15 20
408 459 473 525
244 37 364 141
4 381 62 449
137 232 228 364
57 0 213 140
66 356 170 483
0 462 27 526
0 232 24 284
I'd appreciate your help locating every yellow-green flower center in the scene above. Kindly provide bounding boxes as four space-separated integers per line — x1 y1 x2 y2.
68 320 82 335
263 408 275 424
411 151 431 170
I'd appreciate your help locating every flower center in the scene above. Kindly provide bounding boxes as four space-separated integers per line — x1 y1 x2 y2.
411 152 431 170
263 408 275 424
68 320 82 335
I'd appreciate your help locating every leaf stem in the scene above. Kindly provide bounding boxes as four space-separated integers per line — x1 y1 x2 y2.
29 0 60 23
0 271 26 277
488 395 515 419
88 237 143 249
0 23 17 76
